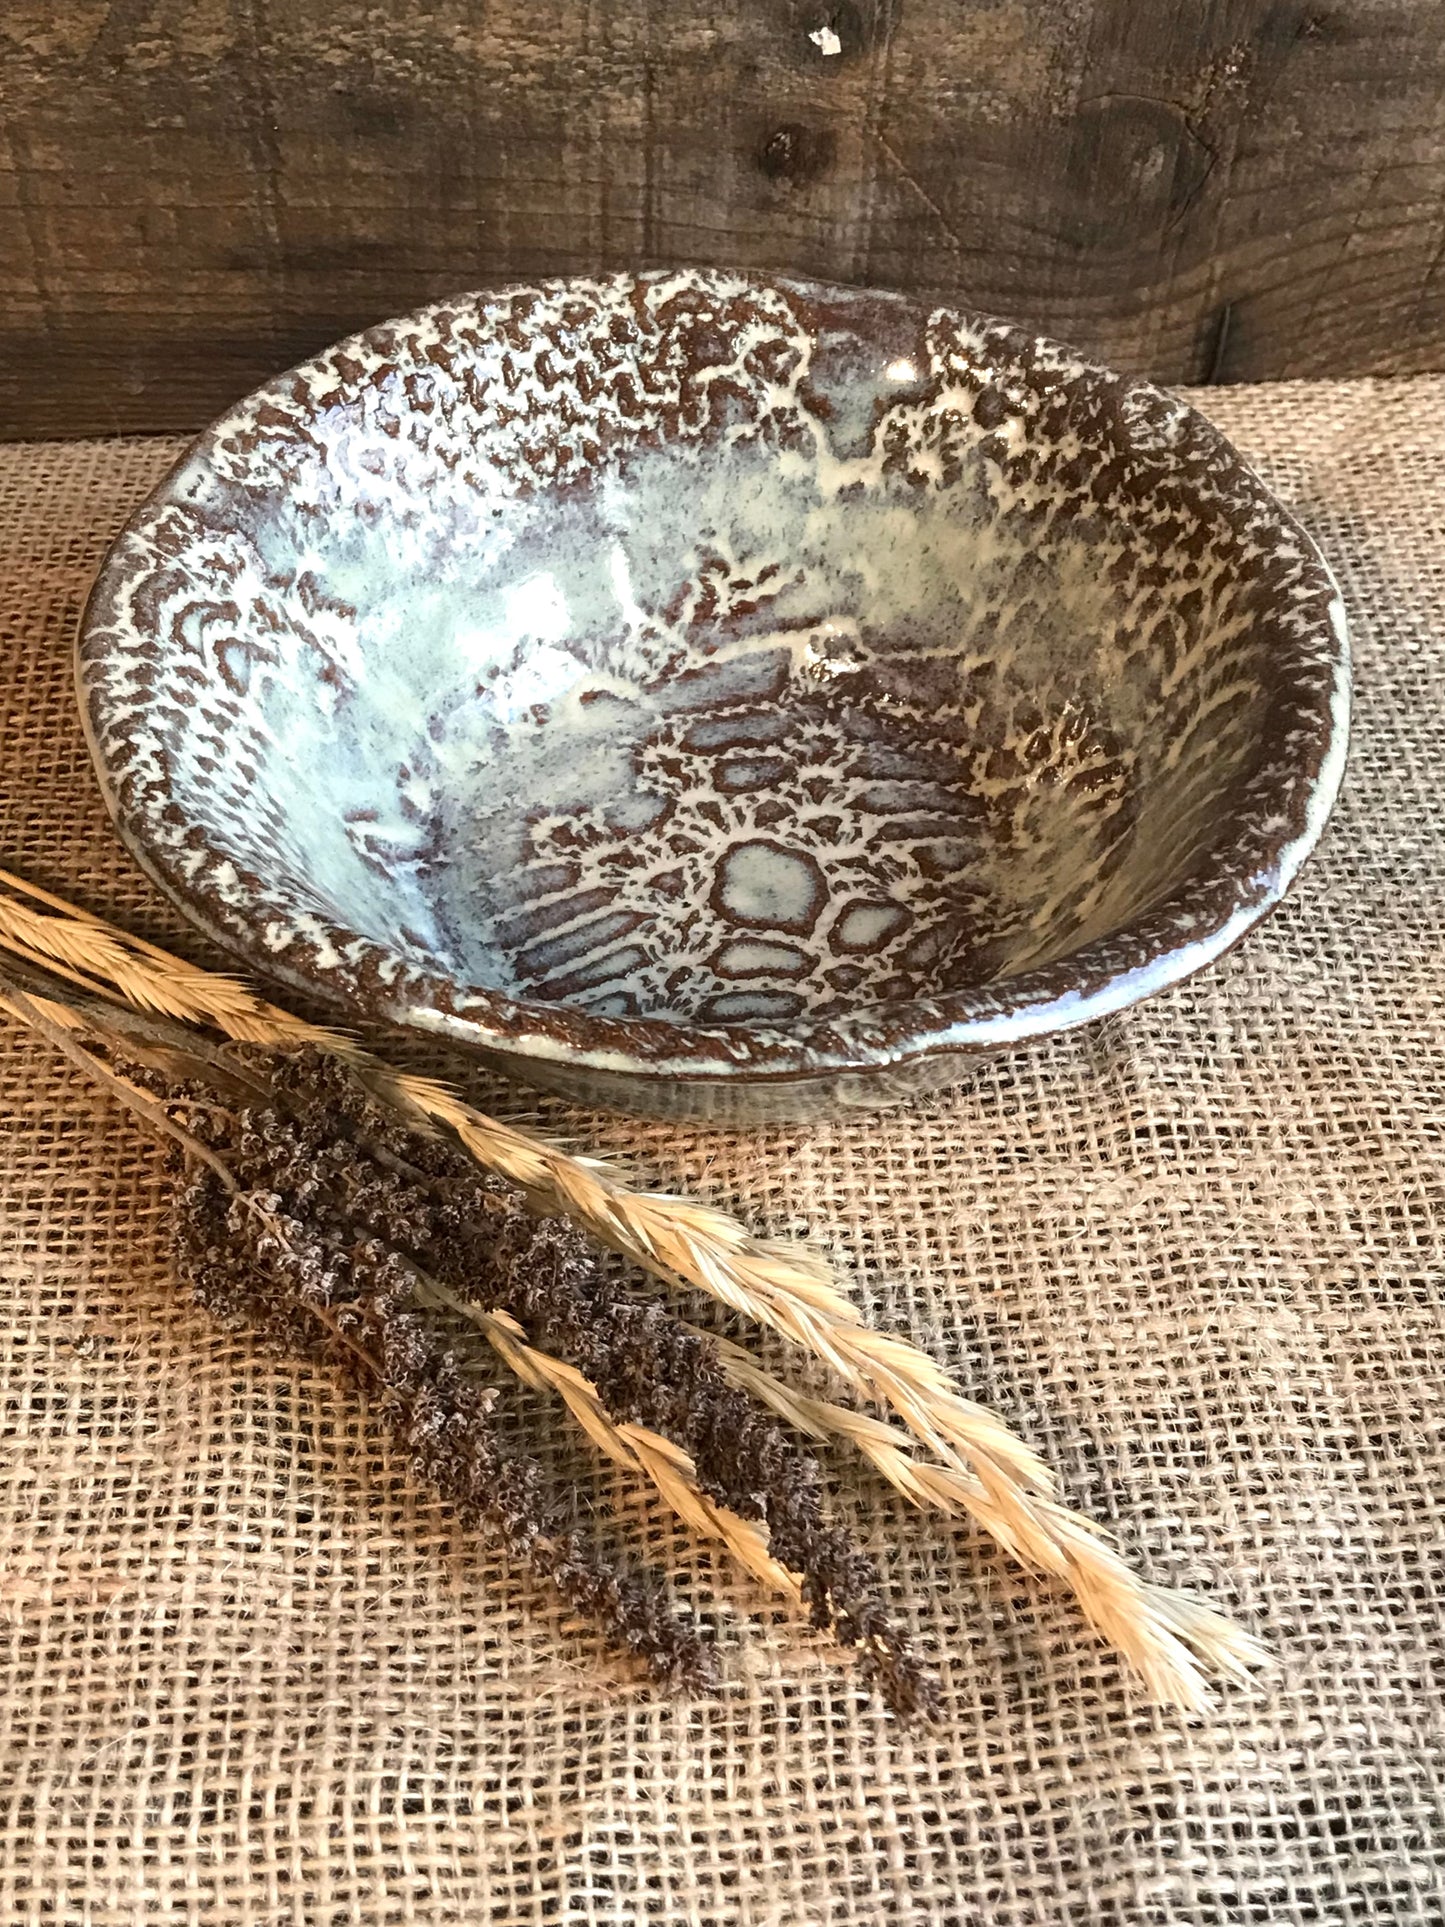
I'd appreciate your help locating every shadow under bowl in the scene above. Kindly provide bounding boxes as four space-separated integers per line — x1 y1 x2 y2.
78 271 1350 1123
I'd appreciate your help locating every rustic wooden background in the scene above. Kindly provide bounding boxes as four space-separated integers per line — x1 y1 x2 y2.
4 0 1445 438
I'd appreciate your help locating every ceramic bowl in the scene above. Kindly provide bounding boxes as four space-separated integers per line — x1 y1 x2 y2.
78 271 1349 1123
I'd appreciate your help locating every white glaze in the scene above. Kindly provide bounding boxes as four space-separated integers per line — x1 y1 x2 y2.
77 271 1351 1115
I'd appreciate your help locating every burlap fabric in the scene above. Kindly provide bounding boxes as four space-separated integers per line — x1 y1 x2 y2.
1 380 1442 1926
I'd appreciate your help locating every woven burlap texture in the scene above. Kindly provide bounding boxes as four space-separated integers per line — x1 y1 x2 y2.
0 381 1441 1927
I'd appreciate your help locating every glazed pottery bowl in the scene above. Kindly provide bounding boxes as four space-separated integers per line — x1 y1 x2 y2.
78 271 1349 1123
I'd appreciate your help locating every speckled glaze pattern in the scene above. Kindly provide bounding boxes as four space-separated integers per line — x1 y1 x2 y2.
78 271 1349 1122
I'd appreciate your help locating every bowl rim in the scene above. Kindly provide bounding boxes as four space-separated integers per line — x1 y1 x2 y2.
77 269 1352 1088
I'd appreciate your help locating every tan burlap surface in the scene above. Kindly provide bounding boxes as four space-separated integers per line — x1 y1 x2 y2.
1 380 1443 1926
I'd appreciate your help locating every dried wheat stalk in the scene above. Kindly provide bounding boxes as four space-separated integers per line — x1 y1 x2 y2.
0 867 1048 1490
0 866 1267 1706
704 1328 1269 1710
0 874 336 1049
396 1076 1054 1492
413 1273 799 1599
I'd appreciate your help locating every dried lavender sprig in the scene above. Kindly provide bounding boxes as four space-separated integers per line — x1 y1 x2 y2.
470 1212 939 1720
20 1016 721 1696
0 931 1268 1713
147 1040 1263 1718
418 1283 801 1600
0 869 1052 1485
173 1158 715 1693
369 1306 716 1693
193 1060 937 1716
225 1055 938 1710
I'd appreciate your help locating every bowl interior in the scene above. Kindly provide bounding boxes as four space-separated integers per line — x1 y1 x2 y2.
82 274 1326 1039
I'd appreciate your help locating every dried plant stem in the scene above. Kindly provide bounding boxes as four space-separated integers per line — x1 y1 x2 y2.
0 869 347 1051
0 976 241 1192
396 1081 1056 1490
4 1003 716 1695
0 869 1267 1709
704 1328 1269 1711
414 1274 799 1600
0 868 1052 1494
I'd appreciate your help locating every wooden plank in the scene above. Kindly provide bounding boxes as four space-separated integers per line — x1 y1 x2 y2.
2 0 1444 437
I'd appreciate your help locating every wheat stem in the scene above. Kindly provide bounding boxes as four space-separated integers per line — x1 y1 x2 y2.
411 1274 798 1600
0 871 1053 1494
0 871 351 1050
0 871 1270 1709
702 1327 1269 1711
0 974 242 1192
315 1067 1056 1496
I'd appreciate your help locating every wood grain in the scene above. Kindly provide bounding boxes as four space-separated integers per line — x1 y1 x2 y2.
3 0 1444 437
